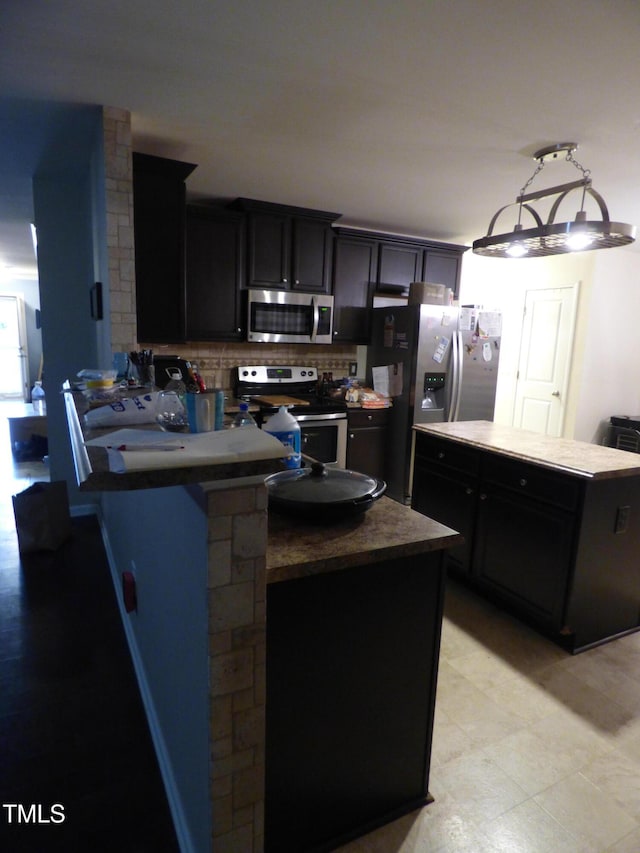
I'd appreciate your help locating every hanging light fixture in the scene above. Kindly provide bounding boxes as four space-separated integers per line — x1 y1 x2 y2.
472 143 636 258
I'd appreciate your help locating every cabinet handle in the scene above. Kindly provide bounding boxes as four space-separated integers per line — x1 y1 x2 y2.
282 278 288 283
465 487 473 495
295 279 300 285
237 327 242 333
367 414 372 421
519 478 527 487
480 493 487 500
437 451 445 459
349 433 355 439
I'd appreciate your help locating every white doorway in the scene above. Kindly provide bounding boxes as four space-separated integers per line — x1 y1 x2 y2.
512 284 578 436
0 295 29 400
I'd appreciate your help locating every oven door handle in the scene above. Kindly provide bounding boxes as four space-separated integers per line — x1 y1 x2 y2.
310 296 320 342
292 412 347 422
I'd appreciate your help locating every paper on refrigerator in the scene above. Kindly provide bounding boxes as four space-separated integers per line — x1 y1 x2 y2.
372 363 403 398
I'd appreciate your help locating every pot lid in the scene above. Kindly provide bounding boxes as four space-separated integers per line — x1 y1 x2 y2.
266 462 381 505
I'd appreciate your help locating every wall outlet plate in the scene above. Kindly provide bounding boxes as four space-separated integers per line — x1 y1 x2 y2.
349 361 358 377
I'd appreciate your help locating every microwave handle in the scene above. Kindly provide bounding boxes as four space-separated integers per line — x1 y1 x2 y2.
311 296 320 342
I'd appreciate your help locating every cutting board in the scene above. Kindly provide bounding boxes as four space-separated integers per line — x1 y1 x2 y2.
252 395 311 406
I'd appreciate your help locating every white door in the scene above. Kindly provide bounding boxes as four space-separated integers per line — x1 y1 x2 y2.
0 295 29 400
512 285 578 436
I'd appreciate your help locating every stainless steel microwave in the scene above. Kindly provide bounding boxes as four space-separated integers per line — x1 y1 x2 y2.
247 289 334 344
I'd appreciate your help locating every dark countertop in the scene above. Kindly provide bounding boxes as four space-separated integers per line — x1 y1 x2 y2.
415 421 640 480
64 386 284 491
266 496 462 584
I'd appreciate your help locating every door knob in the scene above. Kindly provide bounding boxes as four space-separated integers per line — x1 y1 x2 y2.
552 390 560 397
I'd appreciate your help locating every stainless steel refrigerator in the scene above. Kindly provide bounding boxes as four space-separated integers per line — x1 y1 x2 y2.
366 304 502 503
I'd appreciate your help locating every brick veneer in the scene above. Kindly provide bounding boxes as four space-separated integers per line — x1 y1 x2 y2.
207 481 268 851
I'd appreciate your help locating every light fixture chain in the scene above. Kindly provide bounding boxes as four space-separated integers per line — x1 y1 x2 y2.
566 148 591 180
518 158 545 198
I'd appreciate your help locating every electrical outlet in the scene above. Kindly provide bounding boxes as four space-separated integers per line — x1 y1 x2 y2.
615 505 630 534
349 361 358 377
122 571 137 613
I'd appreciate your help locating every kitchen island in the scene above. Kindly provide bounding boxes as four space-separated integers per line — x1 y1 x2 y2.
412 421 640 653
63 387 462 853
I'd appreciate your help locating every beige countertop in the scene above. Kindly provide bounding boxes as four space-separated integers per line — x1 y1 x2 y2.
266 496 462 584
415 421 640 480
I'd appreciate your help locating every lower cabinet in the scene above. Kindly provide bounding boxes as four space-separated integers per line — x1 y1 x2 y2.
411 431 640 650
265 552 445 851
346 408 390 480
474 483 575 628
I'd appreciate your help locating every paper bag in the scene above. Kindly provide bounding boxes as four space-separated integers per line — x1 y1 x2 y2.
12 481 73 553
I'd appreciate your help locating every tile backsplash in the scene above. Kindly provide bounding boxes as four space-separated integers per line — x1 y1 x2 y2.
138 340 359 393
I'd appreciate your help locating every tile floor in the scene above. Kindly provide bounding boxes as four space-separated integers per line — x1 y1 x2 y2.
339 579 640 852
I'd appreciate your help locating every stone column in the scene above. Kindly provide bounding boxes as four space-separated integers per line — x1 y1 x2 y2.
207 481 268 851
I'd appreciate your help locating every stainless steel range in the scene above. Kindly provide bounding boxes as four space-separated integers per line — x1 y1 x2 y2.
235 365 347 468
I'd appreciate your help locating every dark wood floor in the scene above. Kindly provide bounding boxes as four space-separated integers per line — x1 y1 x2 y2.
0 446 179 850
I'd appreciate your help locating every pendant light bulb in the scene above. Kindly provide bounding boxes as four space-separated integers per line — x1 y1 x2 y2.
565 210 594 251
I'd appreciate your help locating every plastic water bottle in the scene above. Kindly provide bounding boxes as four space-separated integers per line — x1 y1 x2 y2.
156 369 188 431
32 381 46 415
231 402 258 428
263 405 301 469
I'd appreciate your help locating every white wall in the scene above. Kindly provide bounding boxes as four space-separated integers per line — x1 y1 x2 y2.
574 248 640 443
459 247 640 443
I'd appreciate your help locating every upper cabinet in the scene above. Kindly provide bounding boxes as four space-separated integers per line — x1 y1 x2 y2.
185 205 245 342
229 198 340 293
378 241 423 291
332 233 378 343
132 152 196 343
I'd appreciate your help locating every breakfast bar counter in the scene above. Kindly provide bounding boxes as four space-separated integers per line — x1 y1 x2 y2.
62 382 463 851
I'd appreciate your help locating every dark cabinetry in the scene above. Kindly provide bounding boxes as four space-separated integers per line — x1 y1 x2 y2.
230 198 339 293
411 430 640 651
412 436 479 574
346 408 390 480
185 205 244 341
378 241 423 290
266 551 445 851
474 457 579 629
332 235 378 342
132 153 196 343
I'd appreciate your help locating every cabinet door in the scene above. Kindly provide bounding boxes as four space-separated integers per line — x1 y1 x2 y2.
332 236 377 342
133 154 196 343
378 242 423 289
347 427 387 480
423 249 462 298
185 207 244 341
246 212 290 288
412 462 477 574
291 218 333 293
473 486 574 629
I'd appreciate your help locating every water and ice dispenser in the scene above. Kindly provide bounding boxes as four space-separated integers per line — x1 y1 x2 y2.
419 372 446 422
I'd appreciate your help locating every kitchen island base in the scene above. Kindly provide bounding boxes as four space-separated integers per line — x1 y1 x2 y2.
265 548 446 852
412 422 640 654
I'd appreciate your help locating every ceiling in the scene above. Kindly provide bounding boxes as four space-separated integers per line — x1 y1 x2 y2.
2 0 640 280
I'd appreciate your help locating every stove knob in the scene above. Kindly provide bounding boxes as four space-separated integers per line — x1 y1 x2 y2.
251 370 257 376
241 370 249 377
301 370 307 376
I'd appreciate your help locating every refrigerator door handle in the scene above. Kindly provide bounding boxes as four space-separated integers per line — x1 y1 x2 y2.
451 330 462 421
455 330 464 420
